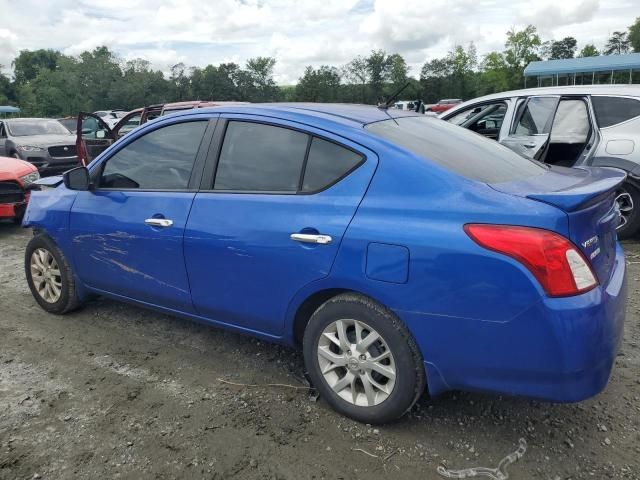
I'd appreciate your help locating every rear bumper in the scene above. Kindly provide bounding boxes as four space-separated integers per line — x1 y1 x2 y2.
400 243 627 402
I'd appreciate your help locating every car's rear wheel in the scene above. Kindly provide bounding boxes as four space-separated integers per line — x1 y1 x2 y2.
25 235 82 314
616 182 640 240
303 293 425 424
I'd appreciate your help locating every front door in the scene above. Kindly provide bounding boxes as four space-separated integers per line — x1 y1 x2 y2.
77 112 115 166
500 96 560 160
0 122 6 156
184 117 377 335
70 118 212 312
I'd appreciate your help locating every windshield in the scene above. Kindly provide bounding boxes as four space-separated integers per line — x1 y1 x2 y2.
7 119 70 136
365 116 546 183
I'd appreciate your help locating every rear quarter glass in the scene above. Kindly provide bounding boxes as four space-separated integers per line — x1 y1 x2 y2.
365 117 546 183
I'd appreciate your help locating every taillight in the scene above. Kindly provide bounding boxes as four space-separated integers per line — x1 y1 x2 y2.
464 224 598 297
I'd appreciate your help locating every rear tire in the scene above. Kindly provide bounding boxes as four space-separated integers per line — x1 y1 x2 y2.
616 182 640 240
25 235 82 314
303 293 425 424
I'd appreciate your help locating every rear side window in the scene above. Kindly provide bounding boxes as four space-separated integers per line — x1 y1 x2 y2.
214 122 309 191
302 138 363 192
513 97 558 135
99 121 207 189
365 116 545 183
592 96 640 128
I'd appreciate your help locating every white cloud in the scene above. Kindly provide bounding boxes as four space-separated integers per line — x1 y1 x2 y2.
0 0 636 82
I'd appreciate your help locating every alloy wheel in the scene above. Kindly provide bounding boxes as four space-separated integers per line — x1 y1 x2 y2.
30 248 62 303
317 318 396 407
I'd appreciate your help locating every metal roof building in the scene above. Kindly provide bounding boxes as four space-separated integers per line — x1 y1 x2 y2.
524 53 640 87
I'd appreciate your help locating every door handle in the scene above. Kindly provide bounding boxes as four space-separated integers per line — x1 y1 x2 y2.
145 218 173 228
523 143 537 148
290 233 332 245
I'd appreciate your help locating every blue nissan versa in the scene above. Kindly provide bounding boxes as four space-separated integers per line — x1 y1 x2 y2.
23 104 627 423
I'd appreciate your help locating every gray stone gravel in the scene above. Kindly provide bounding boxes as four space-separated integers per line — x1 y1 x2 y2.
1 223 639 479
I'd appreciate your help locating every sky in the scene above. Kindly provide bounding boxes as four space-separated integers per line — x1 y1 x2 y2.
0 0 636 84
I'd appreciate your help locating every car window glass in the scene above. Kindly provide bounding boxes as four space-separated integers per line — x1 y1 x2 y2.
448 106 488 125
512 97 558 135
302 137 363 192
366 116 546 183
214 121 308 192
550 100 589 143
592 96 640 128
99 121 207 190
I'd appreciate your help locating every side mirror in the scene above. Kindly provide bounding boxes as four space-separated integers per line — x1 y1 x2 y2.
63 167 91 191
96 130 106 139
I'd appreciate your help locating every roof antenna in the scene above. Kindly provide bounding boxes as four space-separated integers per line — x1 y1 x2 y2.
378 82 411 110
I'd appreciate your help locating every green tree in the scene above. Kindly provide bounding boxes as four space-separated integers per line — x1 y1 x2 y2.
295 65 341 102
344 56 369 103
504 25 541 88
629 17 640 53
387 53 409 91
365 50 393 103
478 52 510 95
578 44 599 57
12 49 62 85
604 31 630 55
236 57 280 102
547 37 578 59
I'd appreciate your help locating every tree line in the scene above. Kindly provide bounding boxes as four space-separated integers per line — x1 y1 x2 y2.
1 18 639 117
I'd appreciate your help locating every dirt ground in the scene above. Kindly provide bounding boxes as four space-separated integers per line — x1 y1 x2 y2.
0 222 639 480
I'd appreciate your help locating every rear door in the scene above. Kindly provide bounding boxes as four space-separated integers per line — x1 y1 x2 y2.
77 113 115 166
500 96 560 160
184 116 377 335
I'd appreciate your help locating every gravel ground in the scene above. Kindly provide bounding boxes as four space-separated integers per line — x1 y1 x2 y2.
1 222 639 480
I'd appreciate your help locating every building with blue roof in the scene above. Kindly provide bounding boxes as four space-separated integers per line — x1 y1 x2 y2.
524 53 640 87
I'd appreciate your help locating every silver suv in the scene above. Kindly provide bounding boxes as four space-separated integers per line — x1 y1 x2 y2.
441 86 640 239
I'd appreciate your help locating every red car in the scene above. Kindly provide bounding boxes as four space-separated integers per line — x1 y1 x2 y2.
0 156 39 223
427 99 463 113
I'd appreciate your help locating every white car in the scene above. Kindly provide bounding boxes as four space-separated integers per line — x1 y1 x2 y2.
93 110 127 129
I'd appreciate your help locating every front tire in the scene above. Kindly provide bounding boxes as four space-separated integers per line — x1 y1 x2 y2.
303 293 425 424
616 182 640 240
25 235 82 314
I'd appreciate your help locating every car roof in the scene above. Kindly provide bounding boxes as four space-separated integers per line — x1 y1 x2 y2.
459 85 640 104
180 103 422 127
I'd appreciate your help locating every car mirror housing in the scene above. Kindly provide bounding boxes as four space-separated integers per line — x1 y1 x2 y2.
63 167 91 191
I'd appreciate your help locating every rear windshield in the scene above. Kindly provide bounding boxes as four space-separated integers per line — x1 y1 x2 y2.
365 116 546 183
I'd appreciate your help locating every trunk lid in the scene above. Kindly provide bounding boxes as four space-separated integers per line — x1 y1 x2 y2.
491 165 626 284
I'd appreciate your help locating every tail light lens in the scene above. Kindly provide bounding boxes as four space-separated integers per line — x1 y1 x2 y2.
464 224 597 297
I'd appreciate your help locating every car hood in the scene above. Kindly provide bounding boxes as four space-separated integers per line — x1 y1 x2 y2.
0 155 38 180
11 134 76 146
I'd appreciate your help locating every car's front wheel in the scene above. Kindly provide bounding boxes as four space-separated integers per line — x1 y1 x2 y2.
25 235 82 314
616 182 640 240
303 293 425 424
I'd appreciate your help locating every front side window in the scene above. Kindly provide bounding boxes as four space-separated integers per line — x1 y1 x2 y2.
99 121 207 190
512 97 558 135
592 96 640 128
214 122 309 192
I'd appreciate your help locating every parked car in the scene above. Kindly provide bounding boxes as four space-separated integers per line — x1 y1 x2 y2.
24 104 626 423
440 85 640 239
94 110 127 128
76 101 248 165
427 99 462 113
0 118 80 176
57 116 77 133
0 155 39 223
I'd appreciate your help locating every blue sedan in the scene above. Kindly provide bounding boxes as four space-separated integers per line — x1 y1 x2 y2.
23 104 627 423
